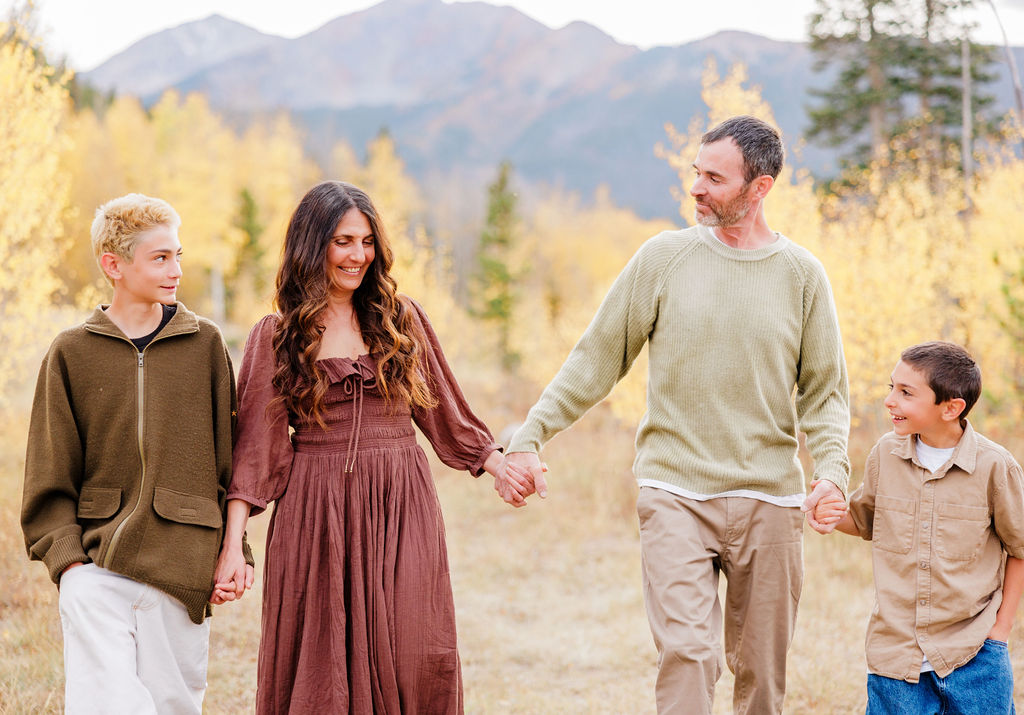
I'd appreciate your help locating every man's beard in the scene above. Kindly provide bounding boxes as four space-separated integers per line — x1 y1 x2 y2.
695 184 753 227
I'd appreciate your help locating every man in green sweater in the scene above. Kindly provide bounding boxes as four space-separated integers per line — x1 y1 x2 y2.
498 116 850 714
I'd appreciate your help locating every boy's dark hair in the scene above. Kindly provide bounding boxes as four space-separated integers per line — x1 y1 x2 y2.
900 341 981 419
701 115 784 182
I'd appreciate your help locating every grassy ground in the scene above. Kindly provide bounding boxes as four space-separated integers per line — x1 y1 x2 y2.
2 405 1023 714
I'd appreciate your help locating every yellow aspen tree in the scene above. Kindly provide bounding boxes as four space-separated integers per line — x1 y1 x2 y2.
59 97 161 309
0 23 71 406
328 139 361 184
230 114 321 329
964 127 1024 431
148 91 247 322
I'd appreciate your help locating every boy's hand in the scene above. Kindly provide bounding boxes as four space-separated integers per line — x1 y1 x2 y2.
988 622 1011 643
812 493 847 525
60 562 84 576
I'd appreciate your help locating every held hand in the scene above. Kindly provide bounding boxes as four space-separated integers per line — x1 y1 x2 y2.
211 543 251 604
802 479 846 534
812 493 847 525
495 452 548 508
494 461 529 507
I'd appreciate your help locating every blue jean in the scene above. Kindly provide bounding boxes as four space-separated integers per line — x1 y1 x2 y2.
866 639 1016 715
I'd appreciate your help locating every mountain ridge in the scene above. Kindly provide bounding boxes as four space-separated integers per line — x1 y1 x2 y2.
81 2 1024 218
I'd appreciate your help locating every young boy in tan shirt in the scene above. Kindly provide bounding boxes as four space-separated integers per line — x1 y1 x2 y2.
813 341 1024 714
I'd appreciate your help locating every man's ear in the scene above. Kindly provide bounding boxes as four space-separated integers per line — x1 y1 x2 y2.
751 174 774 200
100 252 123 282
942 398 966 422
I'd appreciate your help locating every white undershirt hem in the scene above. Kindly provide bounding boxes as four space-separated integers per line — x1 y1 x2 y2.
637 479 805 508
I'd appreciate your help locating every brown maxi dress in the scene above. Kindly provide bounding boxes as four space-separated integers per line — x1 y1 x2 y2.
227 300 499 714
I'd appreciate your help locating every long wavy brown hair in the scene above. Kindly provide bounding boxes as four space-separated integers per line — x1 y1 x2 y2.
272 180 435 425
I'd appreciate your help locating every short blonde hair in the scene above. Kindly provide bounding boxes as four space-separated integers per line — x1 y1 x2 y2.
91 194 181 275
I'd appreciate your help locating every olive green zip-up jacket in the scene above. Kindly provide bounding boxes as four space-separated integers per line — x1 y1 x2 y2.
22 303 250 624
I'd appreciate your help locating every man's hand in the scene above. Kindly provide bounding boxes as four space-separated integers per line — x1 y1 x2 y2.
801 479 845 534
494 452 548 507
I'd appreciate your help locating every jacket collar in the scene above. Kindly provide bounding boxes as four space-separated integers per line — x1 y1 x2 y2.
85 301 200 343
890 419 978 475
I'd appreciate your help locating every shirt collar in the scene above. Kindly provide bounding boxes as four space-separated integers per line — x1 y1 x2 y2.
889 419 978 475
85 301 199 341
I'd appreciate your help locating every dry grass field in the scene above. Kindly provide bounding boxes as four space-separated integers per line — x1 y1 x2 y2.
2 397 1023 714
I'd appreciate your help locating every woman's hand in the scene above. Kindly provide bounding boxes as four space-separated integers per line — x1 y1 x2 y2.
210 543 254 604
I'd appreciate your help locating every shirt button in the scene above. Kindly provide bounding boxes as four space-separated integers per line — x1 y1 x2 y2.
919 599 927 606
920 561 929 569
922 522 930 530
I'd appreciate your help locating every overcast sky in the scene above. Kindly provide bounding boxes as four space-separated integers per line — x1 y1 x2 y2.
7 0 1024 72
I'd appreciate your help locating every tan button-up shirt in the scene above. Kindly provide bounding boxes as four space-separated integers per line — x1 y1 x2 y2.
848 421 1024 682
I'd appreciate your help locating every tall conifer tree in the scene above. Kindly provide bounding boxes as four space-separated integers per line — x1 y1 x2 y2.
807 0 999 174
473 161 519 371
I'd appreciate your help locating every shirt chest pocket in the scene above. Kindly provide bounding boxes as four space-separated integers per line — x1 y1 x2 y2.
873 495 917 554
935 502 990 561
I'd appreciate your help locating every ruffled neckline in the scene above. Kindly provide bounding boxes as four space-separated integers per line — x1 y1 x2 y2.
317 353 378 385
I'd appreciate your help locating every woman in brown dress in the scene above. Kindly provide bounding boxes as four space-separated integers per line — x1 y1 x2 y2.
212 181 520 713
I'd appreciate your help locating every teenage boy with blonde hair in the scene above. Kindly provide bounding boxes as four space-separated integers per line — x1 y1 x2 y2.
813 341 1024 714
21 193 253 713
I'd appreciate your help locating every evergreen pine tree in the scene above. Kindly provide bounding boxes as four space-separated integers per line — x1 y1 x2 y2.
473 161 519 371
806 0 999 175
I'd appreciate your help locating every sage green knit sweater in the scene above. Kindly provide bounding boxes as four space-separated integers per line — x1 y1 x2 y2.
508 226 851 497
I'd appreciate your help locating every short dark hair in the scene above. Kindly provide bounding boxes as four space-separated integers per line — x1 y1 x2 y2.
900 341 982 419
701 115 784 182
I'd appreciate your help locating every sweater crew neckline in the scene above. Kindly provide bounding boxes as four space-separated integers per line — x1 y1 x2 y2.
697 226 789 261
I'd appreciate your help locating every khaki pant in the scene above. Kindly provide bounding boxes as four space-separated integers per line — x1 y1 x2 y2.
637 487 804 715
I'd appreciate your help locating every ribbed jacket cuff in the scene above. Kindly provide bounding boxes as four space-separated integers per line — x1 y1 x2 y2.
46 536 89 584
158 582 216 625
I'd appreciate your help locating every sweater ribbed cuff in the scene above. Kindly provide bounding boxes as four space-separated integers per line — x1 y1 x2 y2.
45 535 89 585
813 471 850 496
507 429 542 455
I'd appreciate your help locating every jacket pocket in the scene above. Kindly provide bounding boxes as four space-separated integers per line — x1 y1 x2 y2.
77 486 121 519
873 494 917 554
935 502 990 561
152 487 222 528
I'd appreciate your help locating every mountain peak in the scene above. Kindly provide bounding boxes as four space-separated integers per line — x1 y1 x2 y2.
83 14 281 94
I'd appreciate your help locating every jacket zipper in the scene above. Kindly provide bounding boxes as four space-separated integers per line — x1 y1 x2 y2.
103 349 147 567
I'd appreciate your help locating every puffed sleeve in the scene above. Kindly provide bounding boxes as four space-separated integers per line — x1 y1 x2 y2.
227 314 294 515
408 298 501 476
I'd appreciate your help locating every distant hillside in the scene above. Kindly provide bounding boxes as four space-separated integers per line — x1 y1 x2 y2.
82 0 1024 219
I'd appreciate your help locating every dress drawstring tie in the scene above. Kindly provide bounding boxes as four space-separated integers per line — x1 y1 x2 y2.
343 378 364 473
338 361 375 474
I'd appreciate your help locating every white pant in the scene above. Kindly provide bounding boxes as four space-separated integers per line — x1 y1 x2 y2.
58 564 210 714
